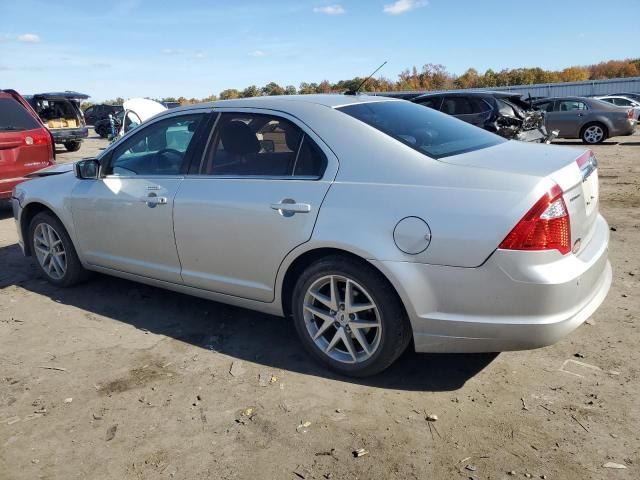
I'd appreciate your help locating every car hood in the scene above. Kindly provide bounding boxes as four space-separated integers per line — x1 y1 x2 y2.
123 98 167 122
25 162 74 178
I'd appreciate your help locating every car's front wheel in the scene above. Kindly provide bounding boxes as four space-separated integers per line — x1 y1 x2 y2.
28 212 89 287
292 256 411 377
64 141 81 152
581 123 607 144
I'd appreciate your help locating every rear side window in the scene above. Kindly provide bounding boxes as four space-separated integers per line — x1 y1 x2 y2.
0 98 41 131
442 97 473 115
338 101 504 159
200 113 327 178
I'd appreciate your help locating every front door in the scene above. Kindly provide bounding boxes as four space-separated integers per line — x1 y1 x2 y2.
546 99 588 137
71 112 207 282
174 110 337 302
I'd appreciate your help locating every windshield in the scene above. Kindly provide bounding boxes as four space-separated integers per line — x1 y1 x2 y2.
338 100 504 159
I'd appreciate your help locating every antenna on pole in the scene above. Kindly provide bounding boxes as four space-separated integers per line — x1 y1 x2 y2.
345 61 388 95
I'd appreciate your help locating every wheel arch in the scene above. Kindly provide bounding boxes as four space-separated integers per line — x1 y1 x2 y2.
279 246 411 325
580 119 609 138
20 202 62 256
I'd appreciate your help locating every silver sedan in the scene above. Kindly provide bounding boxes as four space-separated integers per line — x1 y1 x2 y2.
11 95 611 376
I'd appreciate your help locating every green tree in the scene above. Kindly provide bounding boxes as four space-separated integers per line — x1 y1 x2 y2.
261 82 285 96
242 85 261 97
284 85 297 95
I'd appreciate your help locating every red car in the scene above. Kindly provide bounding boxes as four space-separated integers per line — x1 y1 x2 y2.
0 89 55 199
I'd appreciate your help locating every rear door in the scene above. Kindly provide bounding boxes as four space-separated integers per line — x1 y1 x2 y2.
173 109 338 302
71 111 207 281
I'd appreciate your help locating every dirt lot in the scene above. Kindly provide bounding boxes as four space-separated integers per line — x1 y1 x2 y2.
1 133 638 479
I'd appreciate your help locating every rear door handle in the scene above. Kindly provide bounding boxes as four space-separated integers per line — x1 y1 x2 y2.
271 199 311 217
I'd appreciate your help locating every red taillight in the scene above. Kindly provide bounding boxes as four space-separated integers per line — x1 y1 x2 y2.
628 109 634 119
23 130 50 146
499 184 571 255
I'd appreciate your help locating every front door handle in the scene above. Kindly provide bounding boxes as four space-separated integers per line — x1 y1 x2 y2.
271 199 311 217
142 192 168 208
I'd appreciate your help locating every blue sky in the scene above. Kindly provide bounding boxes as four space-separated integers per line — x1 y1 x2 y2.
1 0 638 101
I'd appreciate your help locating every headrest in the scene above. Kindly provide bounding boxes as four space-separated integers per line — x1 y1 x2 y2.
220 121 260 155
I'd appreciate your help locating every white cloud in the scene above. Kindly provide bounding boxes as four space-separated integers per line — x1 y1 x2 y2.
251 50 266 57
161 48 176 54
195 51 207 59
383 0 427 15
17 33 40 43
313 4 345 15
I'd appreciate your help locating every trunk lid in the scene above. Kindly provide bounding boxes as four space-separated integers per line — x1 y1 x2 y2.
440 140 599 254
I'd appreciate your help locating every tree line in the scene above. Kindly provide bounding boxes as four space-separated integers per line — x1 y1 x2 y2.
88 58 639 107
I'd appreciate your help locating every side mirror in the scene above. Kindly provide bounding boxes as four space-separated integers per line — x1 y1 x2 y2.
74 159 100 179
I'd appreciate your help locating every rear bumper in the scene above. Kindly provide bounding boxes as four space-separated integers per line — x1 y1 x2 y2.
372 214 611 353
51 127 88 143
0 177 28 199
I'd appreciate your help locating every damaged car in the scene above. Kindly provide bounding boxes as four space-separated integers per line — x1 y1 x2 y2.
25 91 89 152
412 91 556 143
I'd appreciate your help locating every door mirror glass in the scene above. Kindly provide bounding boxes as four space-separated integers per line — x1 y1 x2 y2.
74 159 100 179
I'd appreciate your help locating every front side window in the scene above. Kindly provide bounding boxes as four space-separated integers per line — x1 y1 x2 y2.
200 113 326 178
107 113 203 176
558 100 588 111
338 100 504 159
534 101 554 112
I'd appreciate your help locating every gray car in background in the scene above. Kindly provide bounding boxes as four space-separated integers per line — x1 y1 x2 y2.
11 95 611 376
533 96 636 144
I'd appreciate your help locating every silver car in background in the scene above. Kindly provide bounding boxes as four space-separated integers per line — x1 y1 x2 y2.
11 95 611 376
533 96 636 144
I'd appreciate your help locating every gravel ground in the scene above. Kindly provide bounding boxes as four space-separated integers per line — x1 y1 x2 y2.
0 133 638 479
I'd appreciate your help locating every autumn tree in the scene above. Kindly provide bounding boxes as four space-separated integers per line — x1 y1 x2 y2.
219 89 240 100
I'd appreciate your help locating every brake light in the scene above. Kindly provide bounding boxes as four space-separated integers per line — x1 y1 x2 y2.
23 130 50 146
628 109 634 120
499 184 571 255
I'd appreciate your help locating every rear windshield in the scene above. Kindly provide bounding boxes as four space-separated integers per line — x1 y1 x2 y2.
0 98 41 132
338 100 504 159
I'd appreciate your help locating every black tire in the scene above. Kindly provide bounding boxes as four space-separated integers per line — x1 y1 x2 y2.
64 141 81 152
292 255 412 377
28 211 89 287
95 126 108 138
580 122 608 144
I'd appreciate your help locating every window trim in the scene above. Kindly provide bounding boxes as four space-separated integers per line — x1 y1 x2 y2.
193 108 332 181
100 110 209 178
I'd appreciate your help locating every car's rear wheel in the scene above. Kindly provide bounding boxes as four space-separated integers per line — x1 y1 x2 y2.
292 256 411 377
29 212 88 287
64 141 81 152
581 123 607 144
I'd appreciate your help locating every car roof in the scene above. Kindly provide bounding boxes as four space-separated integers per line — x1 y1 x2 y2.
413 90 524 101
27 91 90 100
165 94 398 114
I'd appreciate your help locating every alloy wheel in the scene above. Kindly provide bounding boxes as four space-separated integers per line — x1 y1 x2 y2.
33 223 67 280
583 125 604 144
303 275 382 364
